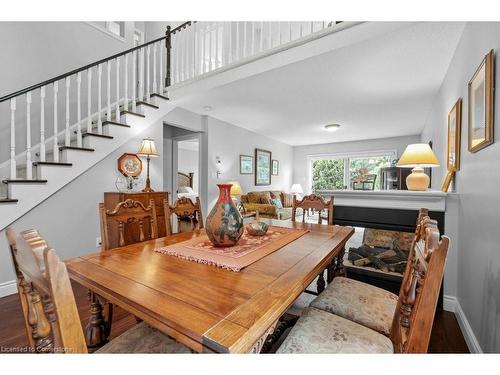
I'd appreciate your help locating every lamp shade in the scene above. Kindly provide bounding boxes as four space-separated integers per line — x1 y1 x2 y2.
137 138 160 157
397 143 439 168
228 181 243 196
290 183 303 194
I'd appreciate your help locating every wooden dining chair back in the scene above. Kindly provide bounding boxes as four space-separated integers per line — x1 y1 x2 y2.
7 229 88 353
291 194 334 225
390 214 449 353
164 197 204 236
99 198 158 250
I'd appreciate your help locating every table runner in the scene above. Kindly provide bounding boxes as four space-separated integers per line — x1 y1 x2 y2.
154 226 309 271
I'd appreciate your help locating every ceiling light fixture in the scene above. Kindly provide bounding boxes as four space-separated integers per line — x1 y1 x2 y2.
324 124 341 132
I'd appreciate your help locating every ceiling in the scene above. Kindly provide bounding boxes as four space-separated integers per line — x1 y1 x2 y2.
174 22 465 146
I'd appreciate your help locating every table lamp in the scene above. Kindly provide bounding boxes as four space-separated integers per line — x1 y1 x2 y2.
137 137 160 192
228 180 243 209
290 183 303 196
396 143 439 191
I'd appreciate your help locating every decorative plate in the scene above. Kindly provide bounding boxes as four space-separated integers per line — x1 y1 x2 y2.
117 153 143 177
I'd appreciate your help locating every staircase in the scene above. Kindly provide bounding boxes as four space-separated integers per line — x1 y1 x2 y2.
0 23 192 231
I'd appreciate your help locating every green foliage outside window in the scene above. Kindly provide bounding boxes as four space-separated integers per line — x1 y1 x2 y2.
312 159 345 191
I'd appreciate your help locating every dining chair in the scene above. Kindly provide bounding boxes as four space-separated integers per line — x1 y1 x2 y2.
5 228 191 354
164 197 204 236
99 198 158 250
278 209 449 353
291 194 334 225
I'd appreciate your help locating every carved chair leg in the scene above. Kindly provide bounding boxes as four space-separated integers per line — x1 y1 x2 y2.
85 291 109 352
327 258 336 283
335 246 346 277
316 270 326 294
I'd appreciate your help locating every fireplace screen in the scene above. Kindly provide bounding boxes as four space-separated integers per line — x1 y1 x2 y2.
345 228 414 275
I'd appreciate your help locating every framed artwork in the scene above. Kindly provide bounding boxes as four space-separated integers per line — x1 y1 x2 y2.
271 160 279 175
255 148 272 186
447 98 462 171
441 170 455 193
117 153 142 177
239 155 253 174
468 49 494 153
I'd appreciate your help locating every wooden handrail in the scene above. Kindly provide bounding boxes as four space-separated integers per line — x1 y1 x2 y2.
0 21 193 103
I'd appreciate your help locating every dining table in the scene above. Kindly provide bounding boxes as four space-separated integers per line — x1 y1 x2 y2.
66 219 354 353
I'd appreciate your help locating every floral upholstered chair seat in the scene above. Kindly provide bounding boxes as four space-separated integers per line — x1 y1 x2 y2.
310 277 397 336
277 307 393 353
96 322 192 354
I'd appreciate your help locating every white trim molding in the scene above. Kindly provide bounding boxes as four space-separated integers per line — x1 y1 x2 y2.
0 280 17 298
443 294 483 353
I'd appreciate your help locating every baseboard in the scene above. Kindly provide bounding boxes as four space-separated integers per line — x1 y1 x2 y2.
443 294 483 353
0 280 17 298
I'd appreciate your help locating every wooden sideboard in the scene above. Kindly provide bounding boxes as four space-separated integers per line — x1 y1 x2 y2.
103 191 170 250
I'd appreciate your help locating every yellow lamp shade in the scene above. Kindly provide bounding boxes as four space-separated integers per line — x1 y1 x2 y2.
397 143 439 168
228 181 243 196
137 138 160 157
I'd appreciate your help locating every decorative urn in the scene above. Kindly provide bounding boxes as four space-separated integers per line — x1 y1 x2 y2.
205 184 244 247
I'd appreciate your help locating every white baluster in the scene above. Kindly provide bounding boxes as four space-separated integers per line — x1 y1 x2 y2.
153 44 157 94
209 25 213 71
76 73 82 146
139 48 144 101
289 21 292 42
268 22 272 49
250 22 254 56
132 50 137 111
279 23 282 45
236 22 240 61
228 22 232 64
243 22 247 58
215 23 219 69
310 22 313 34
184 28 189 78
146 46 151 101
259 22 264 52
65 77 70 146
200 27 205 74
40 87 46 162
10 98 16 179
87 68 92 133
124 54 129 111
107 61 111 121
176 33 180 80
97 65 102 133
159 42 164 93
53 82 59 163
26 92 32 179
115 57 120 119
180 31 185 81
300 22 303 38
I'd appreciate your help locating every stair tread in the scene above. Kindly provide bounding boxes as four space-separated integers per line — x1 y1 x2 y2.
59 146 95 152
120 110 146 118
3 179 48 184
82 132 114 139
137 101 159 109
33 161 73 166
103 120 131 128
0 198 18 203
150 93 169 101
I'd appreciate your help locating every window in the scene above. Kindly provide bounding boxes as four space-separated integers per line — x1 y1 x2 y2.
309 151 395 192
107 22 125 38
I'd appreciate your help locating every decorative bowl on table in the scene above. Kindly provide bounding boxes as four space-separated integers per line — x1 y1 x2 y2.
245 220 269 236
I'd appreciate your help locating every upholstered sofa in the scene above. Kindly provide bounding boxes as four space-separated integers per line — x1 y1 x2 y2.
240 190 302 220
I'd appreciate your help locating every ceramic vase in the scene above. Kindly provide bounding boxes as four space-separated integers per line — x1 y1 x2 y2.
206 184 244 247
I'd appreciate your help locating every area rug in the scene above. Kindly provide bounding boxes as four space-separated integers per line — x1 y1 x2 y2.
154 226 309 272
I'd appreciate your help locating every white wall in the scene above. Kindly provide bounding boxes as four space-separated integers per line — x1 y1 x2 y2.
206 116 293 210
421 22 500 353
292 135 421 192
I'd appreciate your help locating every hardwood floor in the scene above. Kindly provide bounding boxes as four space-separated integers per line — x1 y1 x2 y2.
0 282 469 353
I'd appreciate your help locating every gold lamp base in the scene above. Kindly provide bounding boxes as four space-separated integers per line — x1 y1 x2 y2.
406 167 430 191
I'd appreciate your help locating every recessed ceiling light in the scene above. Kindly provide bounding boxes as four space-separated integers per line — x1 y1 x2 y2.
203 105 213 111
324 124 341 132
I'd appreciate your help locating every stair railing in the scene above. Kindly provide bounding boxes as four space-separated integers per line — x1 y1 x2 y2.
166 21 343 86
0 21 193 180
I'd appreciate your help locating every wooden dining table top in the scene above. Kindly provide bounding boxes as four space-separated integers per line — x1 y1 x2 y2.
66 219 354 353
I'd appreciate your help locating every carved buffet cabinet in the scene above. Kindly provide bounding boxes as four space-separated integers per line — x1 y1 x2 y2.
103 191 170 250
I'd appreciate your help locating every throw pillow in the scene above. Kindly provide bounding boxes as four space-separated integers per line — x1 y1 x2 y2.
271 198 283 209
281 193 294 207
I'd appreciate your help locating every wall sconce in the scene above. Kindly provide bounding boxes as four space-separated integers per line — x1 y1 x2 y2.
216 156 222 179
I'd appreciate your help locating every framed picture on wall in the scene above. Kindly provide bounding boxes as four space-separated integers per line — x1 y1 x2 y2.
271 160 279 175
447 98 462 171
239 155 253 174
255 149 272 186
468 49 494 153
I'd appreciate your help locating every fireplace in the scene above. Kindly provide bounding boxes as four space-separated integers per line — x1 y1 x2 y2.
331 203 445 308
